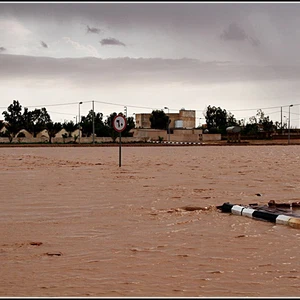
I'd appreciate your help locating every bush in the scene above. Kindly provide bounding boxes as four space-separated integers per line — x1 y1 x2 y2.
158 136 164 143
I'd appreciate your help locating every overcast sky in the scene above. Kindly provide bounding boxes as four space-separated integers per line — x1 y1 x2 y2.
1 1 300 126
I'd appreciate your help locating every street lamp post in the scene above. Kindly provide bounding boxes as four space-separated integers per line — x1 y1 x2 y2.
92 100 95 144
288 104 293 144
78 101 83 144
164 106 170 141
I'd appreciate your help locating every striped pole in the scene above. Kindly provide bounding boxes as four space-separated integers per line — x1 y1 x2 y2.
218 202 300 229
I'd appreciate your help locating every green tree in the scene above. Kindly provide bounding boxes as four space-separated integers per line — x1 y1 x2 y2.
204 105 237 134
242 123 259 137
23 107 51 137
122 116 135 137
81 110 110 137
227 112 238 127
256 109 275 138
2 100 24 138
81 110 94 137
149 110 169 130
242 109 275 139
63 120 77 137
46 122 63 144
205 105 227 133
105 112 119 142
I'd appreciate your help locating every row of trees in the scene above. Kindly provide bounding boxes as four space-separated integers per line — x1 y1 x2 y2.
0 100 283 143
203 105 284 138
149 106 278 138
203 105 278 137
0 100 135 143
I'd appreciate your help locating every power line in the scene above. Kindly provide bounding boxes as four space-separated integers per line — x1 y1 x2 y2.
47 110 76 116
0 101 92 110
1 100 300 120
25 101 91 108
94 100 162 111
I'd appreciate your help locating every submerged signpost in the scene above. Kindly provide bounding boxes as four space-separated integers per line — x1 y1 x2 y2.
113 114 127 167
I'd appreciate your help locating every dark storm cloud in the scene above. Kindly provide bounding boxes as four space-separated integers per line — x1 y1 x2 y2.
100 38 126 47
40 41 48 48
1 54 300 87
221 23 261 47
221 23 248 41
0 47 6 52
0 3 229 25
0 2 281 32
0 2 299 35
86 25 101 34
248 37 261 47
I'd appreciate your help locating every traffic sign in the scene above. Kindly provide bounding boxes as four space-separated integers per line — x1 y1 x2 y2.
113 114 127 133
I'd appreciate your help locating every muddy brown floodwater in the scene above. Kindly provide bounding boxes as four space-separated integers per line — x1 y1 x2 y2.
1 145 300 297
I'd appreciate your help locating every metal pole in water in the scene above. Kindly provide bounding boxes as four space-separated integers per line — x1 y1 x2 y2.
119 131 122 167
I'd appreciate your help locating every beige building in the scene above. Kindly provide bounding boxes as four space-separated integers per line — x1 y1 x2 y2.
16 129 33 138
36 129 49 139
133 109 221 142
135 109 196 129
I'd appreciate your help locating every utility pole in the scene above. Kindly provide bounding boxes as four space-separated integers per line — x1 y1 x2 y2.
164 106 170 141
281 106 283 134
78 101 83 144
92 100 95 144
288 104 293 145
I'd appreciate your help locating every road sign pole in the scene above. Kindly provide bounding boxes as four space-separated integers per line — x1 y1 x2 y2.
113 114 127 168
119 131 122 167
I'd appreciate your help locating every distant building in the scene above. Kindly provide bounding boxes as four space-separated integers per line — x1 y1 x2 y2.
135 109 196 129
55 128 69 138
15 129 33 138
36 129 49 139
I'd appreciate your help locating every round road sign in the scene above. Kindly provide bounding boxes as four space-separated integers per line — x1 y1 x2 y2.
113 114 127 132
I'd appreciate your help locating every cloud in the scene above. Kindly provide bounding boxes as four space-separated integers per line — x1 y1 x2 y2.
40 41 48 48
220 22 260 47
0 47 6 52
86 25 101 34
0 17 32 44
221 22 248 41
100 38 126 47
1 54 300 88
63 37 99 57
248 36 261 47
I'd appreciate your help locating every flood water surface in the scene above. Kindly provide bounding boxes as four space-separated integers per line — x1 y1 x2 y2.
0 146 300 297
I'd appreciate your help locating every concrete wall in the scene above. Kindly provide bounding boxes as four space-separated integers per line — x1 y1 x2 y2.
0 136 143 144
202 134 221 141
131 128 209 142
131 128 167 141
170 134 201 142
